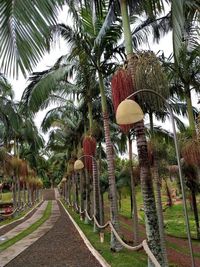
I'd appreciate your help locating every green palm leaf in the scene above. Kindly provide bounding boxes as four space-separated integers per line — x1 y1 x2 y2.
0 0 64 77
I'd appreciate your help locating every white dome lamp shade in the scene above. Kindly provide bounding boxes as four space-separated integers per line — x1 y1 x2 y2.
116 99 144 124
74 159 84 170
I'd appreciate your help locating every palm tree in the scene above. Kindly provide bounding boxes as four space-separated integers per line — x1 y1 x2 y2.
21 3 124 249
115 2 166 265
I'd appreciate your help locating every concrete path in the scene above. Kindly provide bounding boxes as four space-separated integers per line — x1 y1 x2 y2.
0 200 60 267
5 200 102 267
0 201 48 242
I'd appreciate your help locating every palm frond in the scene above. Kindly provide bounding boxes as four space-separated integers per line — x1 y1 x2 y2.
0 0 65 77
171 0 185 63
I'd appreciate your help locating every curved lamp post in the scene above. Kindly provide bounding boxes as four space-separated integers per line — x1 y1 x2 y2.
116 89 195 267
74 155 101 232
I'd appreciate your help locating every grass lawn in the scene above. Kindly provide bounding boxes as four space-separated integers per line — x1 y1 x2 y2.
164 204 197 238
0 201 52 251
62 200 147 267
1 191 29 203
0 192 13 203
110 186 199 239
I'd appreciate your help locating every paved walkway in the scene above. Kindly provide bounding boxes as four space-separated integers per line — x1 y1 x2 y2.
0 201 48 242
0 189 104 267
0 201 60 267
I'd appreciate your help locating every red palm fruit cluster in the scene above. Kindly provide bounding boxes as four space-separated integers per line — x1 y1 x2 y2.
111 68 134 134
83 136 96 173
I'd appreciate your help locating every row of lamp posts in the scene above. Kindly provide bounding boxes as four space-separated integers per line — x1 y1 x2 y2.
63 88 195 267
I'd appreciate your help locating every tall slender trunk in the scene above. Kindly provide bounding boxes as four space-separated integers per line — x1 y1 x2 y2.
65 180 68 203
191 189 200 240
27 183 30 204
135 120 164 266
23 182 26 206
100 190 104 224
120 1 164 264
79 171 84 218
149 112 154 133
185 89 195 131
128 134 139 245
164 178 173 207
17 177 21 207
92 160 101 224
72 173 77 209
85 169 90 223
98 68 122 251
98 144 104 225
88 101 93 131
68 178 72 204
75 174 79 209
12 177 17 208
153 159 168 266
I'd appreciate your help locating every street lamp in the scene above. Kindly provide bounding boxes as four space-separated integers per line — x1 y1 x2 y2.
74 155 101 232
116 89 195 267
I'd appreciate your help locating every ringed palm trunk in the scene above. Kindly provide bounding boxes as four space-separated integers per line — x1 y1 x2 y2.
185 87 195 132
92 159 101 224
128 134 139 245
17 177 21 207
23 182 26 206
12 176 17 208
153 159 168 266
98 147 104 225
88 100 101 222
98 68 122 251
150 115 168 265
75 173 79 209
84 169 90 223
27 182 30 204
72 173 77 209
79 170 84 218
65 180 68 203
120 1 164 265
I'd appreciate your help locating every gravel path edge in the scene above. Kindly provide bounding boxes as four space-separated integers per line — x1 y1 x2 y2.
59 200 111 267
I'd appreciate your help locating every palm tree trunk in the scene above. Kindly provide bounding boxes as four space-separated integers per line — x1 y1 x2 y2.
98 68 122 251
27 183 30 204
128 134 139 245
120 1 164 264
100 190 104 225
79 170 84 218
85 169 90 223
88 101 93 131
75 174 79 209
92 160 101 224
135 120 164 266
65 180 68 203
164 178 173 207
23 182 26 206
185 89 195 131
12 177 17 208
191 188 200 240
17 177 21 208
153 159 168 266
72 173 77 209
98 145 104 225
